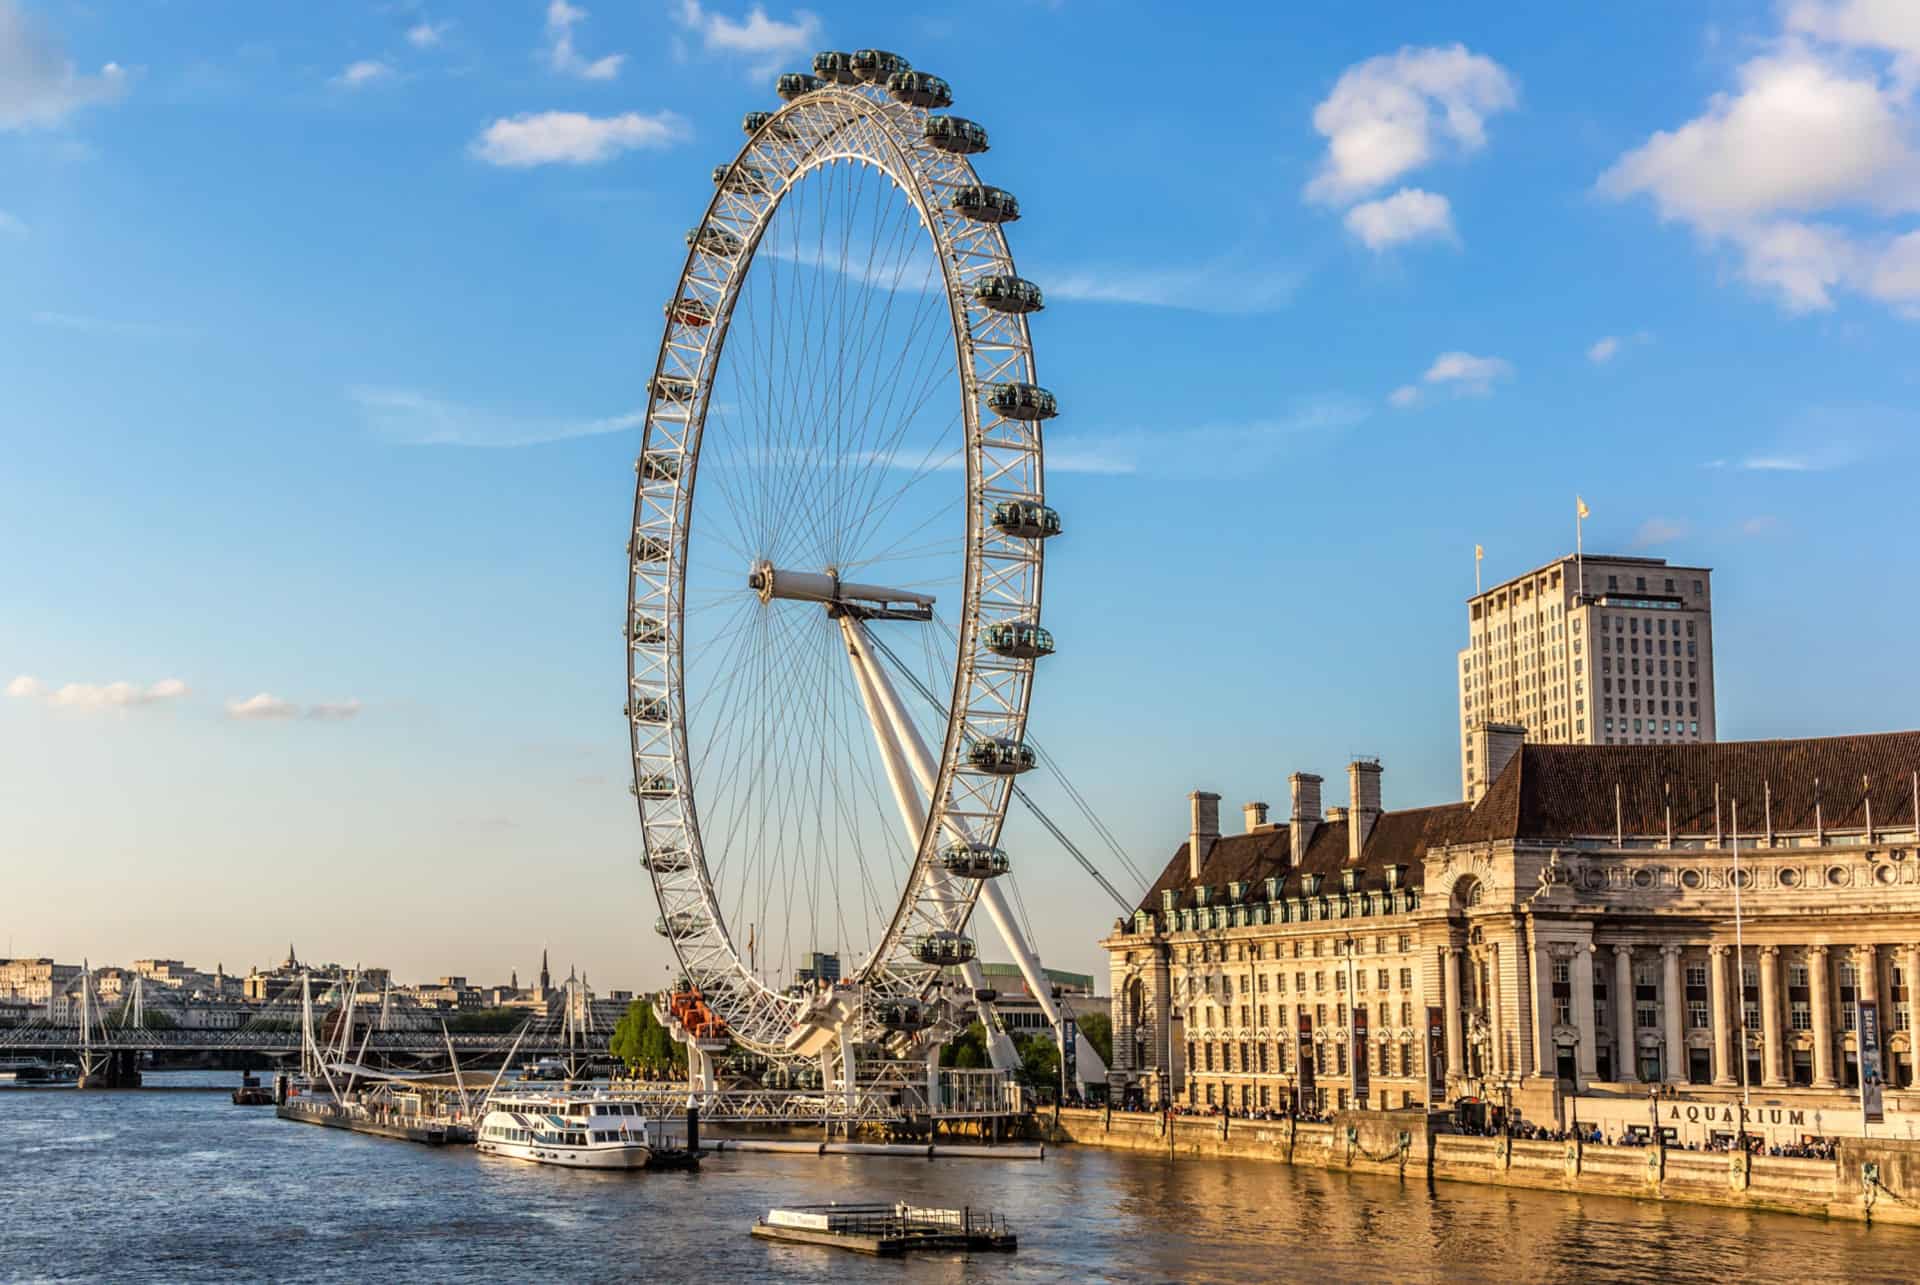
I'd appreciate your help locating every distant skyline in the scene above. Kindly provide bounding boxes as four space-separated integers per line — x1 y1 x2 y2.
5 1 1920 989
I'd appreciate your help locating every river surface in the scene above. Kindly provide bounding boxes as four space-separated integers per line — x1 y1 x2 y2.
1 1073 1913 1283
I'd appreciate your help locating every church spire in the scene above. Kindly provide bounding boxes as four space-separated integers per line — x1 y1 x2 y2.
539 948 550 992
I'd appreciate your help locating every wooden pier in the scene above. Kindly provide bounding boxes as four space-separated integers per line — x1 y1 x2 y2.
750 1203 1016 1257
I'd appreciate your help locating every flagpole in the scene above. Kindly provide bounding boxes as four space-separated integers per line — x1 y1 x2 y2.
1575 498 1584 600
1732 798 1751 1145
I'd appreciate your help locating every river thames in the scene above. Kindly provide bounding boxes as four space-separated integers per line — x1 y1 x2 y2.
2 1073 1913 1283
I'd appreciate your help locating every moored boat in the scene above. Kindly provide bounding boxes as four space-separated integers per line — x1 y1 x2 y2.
476 1091 697 1170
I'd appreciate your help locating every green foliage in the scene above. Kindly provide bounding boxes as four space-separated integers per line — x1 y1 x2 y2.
445 1008 525 1033
1015 1032 1060 1094
939 1020 988 1069
610 999 686 1077
1076 1011 1112 1068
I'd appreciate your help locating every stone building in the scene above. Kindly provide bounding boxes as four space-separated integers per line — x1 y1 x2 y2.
1104 728 1920 1142
1458 553 1716 802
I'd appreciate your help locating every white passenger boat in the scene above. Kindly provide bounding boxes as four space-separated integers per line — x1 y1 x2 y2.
476 1092 691 1170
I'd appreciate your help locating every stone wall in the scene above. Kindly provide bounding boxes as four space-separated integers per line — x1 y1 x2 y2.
1052 1108 1920 1227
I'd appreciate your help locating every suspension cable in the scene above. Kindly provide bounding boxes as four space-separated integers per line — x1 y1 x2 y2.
861 630 1141 916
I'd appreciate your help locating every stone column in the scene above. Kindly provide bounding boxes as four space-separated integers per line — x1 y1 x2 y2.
1760 946 1784 1088
1661 945 1686 1084
1487 946 1504 1076
1533 938 1555 1078
1907 945 1920 1088
1573 943 1599 1083
1858 945 1882 1083
1443 948 1463 1084
1809 945 1836 1088
1709 945 1734 1086
1614 945 1637 1084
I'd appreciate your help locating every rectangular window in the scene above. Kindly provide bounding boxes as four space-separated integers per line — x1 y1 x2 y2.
1791 1001 1811 1031
1688 999 1709 1029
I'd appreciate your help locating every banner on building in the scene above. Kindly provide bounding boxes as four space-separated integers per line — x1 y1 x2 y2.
1353 1005 1370 1107
1427 1005 1446 1096
1062 1016 1079 1088
1859 999 1885 1124
1296 1011 1315 1110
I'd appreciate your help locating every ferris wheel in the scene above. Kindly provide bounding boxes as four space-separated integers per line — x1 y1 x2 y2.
626 49 1078 1076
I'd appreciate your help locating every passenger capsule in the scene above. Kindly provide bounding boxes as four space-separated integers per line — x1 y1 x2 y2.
626 614 667 646
990 500 1061 540
971 275 1044 315
986 382 1057 421
949 184 1019 223
911 930 976 967
850 49 909 83
813 50 860 85
983 621 1053 660
886 70 951 109
924 115 988 155
641 848 692 874
966 738 1037 776
630 533 671 563
741 110 796 140
626 694 669 721
686 224 744 257
941 843 1012 879
635 772 677 799
654 910 709 935
637 451 682 481
713 164 775 194
776 72 822 101
666 296 714 326
649 375 698 402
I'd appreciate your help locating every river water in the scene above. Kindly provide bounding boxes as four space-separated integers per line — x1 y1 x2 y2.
1 1073 1912 1283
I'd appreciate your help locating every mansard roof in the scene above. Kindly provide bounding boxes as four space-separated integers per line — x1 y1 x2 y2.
1457 729 1920 844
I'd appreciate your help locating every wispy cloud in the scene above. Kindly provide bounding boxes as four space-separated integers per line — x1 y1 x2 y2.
350 386 644 447
406 20 451 49
0 0 129 131
226 693 297 720
1042 396 1371 478
1343 187 1455 250
1042 260 1302 314
1739 515 1779 536
1633 517 1689 548
30 310 195 340
9 675 190 710
544 0 624 80
1587 336 1620 364
331 59 394 89
469 109 687 167
306 699 363 721
675 1 821 79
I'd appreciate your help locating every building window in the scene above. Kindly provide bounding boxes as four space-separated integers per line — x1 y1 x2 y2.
1688 999 1709 1029
1791 1001 1811 1031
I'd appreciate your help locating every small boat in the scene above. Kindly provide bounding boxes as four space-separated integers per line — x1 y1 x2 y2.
476 1091 697 1171
0 1059 79 1087
232 1072 274 1106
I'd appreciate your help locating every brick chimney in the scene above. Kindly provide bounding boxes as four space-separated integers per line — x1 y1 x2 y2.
1243 801 1269 834
1467 721 1525 805
1348 759 1382 864
1188 790 1221 880
1289 773 1322 865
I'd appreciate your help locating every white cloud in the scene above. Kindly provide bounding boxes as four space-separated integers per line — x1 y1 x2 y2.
1305 44 1517 204
306 699 363 721
545 0 624 81
1598 19 1920 315
675 2 821 78
350 386 645 447
406 21 451 50
1424 351 1512 388
1633 517 1689 548
226 693 298 720
332 60 394 89
1042 260 1301 314
0 0 128 131
1387 385 1420 409
1343 187 1455 250
1740 515 1781 535
12 676 191 710
1587 336 1620 364
469 109 686 167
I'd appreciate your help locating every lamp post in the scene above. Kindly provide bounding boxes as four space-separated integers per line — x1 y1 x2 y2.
1648 1084 1661 1147
1569 1030 1582 1138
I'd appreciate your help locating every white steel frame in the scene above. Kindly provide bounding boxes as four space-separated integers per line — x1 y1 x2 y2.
627 77 1047 1058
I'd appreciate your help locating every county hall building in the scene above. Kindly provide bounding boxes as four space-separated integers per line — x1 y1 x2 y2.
1102 726 1920 1143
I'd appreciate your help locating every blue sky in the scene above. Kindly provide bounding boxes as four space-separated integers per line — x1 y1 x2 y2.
5 0 1919 989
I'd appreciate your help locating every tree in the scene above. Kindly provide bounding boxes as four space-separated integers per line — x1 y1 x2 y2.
940 1020 988 1069
1076 1011 1112 1068
610 999 686 1078
1014 1032 1060 1097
